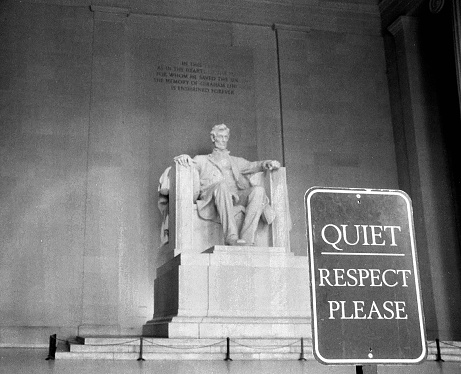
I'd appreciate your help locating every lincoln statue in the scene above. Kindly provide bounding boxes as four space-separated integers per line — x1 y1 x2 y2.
174 124 280 246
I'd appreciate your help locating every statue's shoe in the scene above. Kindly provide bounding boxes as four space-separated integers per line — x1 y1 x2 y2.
225 238 247 246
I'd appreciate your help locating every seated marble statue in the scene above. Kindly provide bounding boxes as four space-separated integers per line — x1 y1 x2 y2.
174 124 280 246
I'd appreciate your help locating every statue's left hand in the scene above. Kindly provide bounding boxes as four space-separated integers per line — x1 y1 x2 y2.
174 154 195 167
263 160 281 171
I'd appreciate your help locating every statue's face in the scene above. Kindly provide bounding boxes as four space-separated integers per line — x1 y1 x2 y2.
212 130 229 150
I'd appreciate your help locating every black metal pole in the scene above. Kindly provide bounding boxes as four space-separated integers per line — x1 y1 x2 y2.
45 334 57 360
298 337 307 361
356 365 377 374
137 337 146 361
435 338 444 362
224 337 232 361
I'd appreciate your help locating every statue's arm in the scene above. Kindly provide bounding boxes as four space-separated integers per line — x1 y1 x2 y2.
261 160 281 171
239 158 281 174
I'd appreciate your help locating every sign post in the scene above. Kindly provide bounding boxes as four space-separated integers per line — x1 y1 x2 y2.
305 187 426 366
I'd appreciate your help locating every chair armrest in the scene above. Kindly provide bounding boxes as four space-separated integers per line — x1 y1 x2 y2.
168 163 195 254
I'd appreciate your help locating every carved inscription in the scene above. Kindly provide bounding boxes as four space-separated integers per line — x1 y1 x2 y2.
154 60 246 95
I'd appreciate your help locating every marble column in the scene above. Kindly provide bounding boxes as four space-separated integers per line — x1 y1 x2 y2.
452 0 461 115
388 16 461 340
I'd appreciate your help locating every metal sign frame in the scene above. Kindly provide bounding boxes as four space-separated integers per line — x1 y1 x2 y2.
305 187 427 365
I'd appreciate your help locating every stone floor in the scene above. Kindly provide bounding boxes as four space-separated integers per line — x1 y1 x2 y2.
1 348 461 374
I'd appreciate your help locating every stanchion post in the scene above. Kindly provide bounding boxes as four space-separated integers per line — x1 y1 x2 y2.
224 337 232 361
356 365 377 374
298 337 307 361
435 338 444 362
45 334 57 360
137 337 146 361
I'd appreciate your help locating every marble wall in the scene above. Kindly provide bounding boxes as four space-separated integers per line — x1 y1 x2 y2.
277 28 398 253
0 2 93 344
0 1 400 344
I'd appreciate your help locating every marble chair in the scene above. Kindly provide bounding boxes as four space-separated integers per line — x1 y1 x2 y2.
158 163 291 263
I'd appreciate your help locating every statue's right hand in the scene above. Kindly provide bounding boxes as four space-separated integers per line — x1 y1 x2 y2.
173 154 195 167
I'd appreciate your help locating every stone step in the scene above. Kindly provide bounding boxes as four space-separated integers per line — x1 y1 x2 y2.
427 342 461 362
56 336 314 360
56 336 461 362
56 351 309 360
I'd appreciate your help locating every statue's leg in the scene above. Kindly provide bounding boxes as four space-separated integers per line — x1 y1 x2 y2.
213 181 240 245
239 186 265 245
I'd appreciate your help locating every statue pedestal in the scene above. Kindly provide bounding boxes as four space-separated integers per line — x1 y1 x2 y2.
143 246 311 339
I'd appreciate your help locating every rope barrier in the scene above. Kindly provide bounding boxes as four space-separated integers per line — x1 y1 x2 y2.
142 338 226 349
427 338 461 362
47 334 461 362
230 338 299 350
431 341 461 349
47 334 306 361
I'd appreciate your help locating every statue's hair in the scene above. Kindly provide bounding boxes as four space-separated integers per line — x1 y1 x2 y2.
210 123 230 137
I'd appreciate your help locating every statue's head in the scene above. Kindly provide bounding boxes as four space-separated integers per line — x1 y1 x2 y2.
210 124 230 151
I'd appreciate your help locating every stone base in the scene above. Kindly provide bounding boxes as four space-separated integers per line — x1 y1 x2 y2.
143 316 310 339
143 245 311 339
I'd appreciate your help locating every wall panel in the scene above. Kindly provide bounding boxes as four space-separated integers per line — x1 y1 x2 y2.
0 2 92 344
278 28 398 255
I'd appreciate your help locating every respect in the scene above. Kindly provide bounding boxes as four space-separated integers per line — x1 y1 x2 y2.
318 268 412 287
